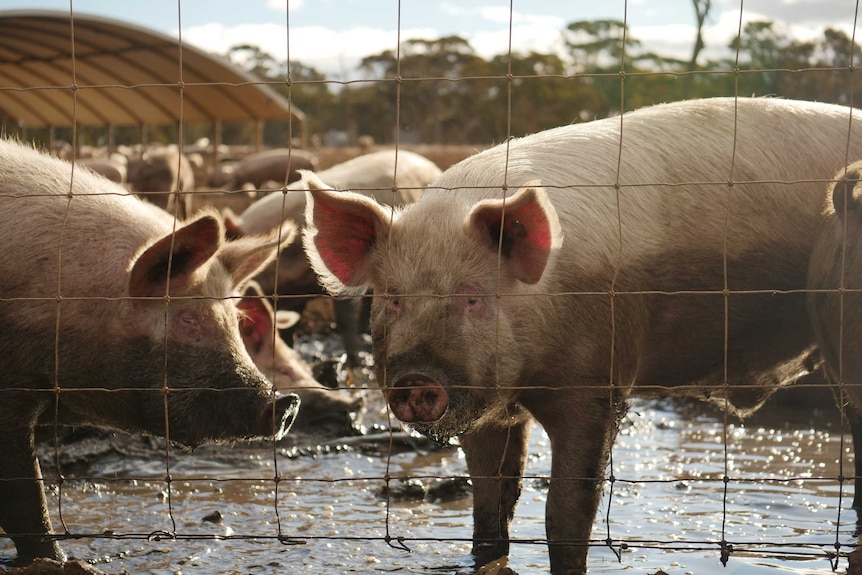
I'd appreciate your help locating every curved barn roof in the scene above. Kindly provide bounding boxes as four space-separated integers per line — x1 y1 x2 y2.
0 10 305 128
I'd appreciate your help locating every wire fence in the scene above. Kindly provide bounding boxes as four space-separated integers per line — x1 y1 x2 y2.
1 2 862 575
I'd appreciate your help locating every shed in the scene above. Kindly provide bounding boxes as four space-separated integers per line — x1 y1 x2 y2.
0 9 305 148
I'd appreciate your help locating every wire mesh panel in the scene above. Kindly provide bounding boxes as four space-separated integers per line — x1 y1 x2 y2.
1 2 861 575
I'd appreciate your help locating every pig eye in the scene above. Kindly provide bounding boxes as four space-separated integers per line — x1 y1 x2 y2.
386 295 401 312
181 316 196 325
466 297 479 306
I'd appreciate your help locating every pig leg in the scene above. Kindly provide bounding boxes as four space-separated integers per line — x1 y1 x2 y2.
460 419 531 567
0 427 65 562
333 297 364 369
847 405 862 509
524 390 621 575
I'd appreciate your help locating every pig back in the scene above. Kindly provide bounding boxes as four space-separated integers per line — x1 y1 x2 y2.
408 97 862 403
315 149 440 205
240 149 439 237
425 97 860 288
0 141 172 306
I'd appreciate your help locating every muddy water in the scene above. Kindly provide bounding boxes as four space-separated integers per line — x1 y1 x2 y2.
2 339 858 574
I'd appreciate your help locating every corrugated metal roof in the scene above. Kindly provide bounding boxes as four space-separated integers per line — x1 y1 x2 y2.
0 9 305 128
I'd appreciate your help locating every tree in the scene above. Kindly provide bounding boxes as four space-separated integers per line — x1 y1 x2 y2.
225 44 336 145
358 36 488 144
689 0 711 70
485 51 606 137
564 19 641 72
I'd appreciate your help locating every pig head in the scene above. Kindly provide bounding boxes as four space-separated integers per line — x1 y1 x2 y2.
237 280 363 418
127 147 196 219
0 140 300 564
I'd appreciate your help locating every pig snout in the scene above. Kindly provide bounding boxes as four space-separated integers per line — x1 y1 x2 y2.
386 375 448 423
258 392 301 440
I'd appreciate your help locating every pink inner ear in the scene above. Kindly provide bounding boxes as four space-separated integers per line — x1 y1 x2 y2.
237 298 271 349
509 199 553 252
313 195 378 286
471 191 554 284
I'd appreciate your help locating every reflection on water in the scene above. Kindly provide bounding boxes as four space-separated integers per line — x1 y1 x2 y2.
3 382 858 574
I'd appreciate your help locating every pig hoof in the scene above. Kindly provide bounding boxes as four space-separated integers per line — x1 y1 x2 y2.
387 375 448 423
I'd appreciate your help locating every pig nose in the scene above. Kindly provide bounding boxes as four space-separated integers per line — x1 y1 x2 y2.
259 393 301 440
386 375 448 423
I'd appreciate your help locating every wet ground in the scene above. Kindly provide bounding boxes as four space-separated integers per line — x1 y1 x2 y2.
3 333 860 575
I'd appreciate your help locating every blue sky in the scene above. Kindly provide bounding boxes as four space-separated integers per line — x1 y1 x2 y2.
3 1 859 77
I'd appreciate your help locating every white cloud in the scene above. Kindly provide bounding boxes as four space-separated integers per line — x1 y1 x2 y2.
716 0 859 27
266 0 305 12
439 2 475 17
630 23 698 61
182 22 438 78
471 24 566 59
478 6 513 24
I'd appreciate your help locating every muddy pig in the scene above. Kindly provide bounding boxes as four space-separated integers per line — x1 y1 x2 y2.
304 97 862 575
76 157 127 185
808 160 862 508
127 146 196 219
0 139 299 564
226 148 317 190
237 280 363 423
129 204 359 424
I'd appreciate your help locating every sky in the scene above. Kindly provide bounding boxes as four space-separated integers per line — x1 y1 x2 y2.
3 1 861 78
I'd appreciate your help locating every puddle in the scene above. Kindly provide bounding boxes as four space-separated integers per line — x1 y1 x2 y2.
2 337 858 574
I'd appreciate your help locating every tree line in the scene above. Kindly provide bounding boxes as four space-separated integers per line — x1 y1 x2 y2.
218 18 862 149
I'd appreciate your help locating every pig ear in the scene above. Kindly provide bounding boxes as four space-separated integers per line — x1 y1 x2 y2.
275 310 301 330
303 182 393 295
236 293 272 355
220 220 297 288
832 165 862 223
466 181 562 284
128 214 222 297
222 208 245 240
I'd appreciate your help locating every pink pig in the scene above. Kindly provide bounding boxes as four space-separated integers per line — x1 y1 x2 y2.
237 281 362 418
304 98 862 574
0 139 299 564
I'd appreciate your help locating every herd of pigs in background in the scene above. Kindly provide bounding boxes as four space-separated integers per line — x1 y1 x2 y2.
3 95 862 575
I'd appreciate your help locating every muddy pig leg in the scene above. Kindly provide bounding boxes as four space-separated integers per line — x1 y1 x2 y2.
333 297 364 369
846 406 862 509
523 389 621 575
0 427 65 562
460 419 531 567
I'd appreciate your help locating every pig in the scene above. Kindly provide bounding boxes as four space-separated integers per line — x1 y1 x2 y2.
303 97 862 575
237 280 363 420
237 149 441 235
230 150 442 368
208 159 240 188
127 146 196 219
225 148 318 190
76 157 127 185
807 160 862 508
126 203 356 421
0 139 299 564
